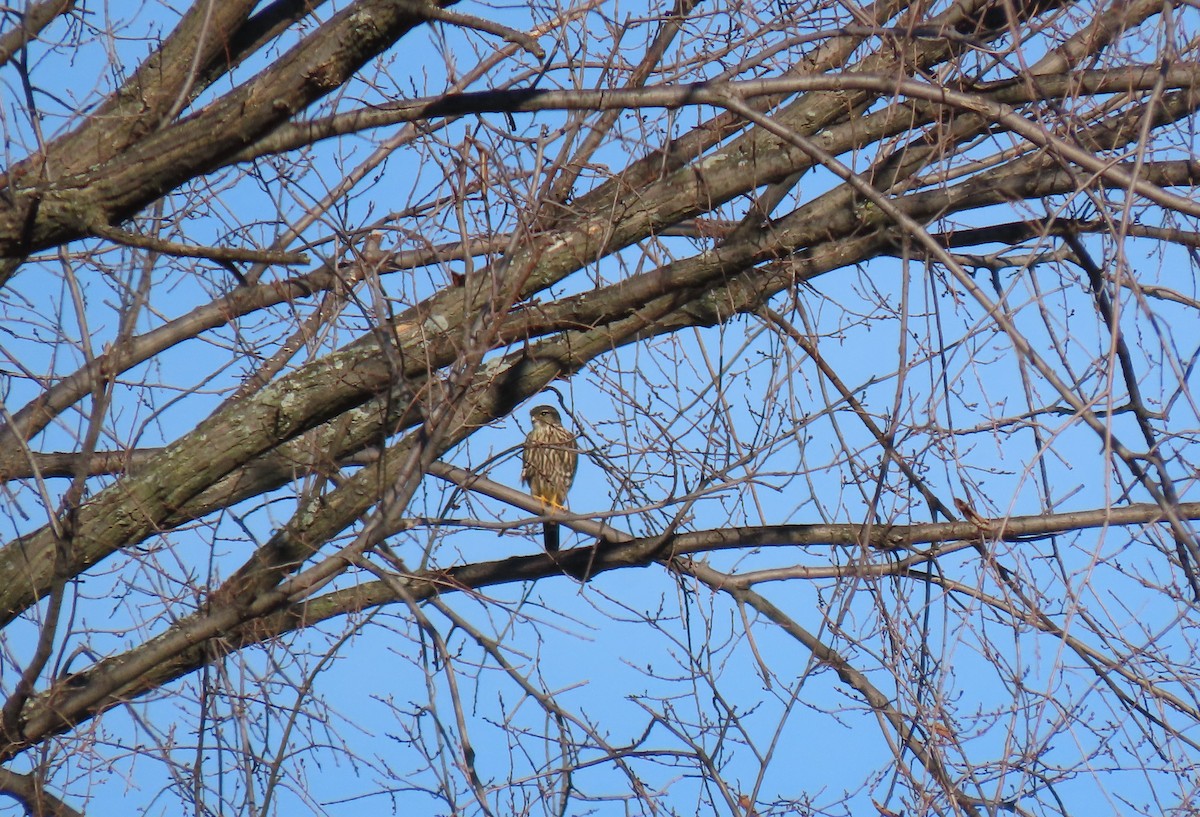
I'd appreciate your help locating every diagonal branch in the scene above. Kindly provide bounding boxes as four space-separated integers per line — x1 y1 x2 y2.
0 1 77 69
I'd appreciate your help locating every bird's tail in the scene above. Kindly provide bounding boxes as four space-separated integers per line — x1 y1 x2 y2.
542 522 560 552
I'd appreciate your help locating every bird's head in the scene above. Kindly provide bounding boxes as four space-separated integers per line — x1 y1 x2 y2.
530 405 562 426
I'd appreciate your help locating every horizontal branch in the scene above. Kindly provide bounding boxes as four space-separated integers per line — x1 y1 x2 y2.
931 218 1200 250
7 491 1193 761
245 64 1200 158
90 223 309 266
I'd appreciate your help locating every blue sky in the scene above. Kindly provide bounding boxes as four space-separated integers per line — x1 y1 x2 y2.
2 0 1200 815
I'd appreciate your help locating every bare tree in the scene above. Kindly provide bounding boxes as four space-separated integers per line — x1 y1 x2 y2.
1 0 1199 814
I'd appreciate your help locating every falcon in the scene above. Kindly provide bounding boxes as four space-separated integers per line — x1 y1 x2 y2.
521 405 578 552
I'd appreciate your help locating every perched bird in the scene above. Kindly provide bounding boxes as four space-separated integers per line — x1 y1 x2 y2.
521 405 578 552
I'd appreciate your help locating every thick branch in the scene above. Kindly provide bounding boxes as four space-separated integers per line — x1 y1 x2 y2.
0 767 83 817
0 1 77 68
0 0 449 264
